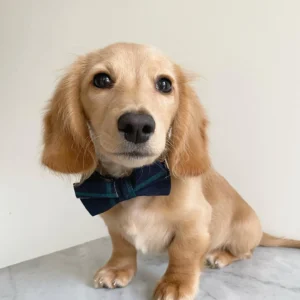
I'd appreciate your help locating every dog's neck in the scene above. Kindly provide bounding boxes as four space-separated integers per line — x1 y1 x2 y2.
97 155 133 178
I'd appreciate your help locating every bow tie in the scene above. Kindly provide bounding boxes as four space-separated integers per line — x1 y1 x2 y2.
73 161 171 216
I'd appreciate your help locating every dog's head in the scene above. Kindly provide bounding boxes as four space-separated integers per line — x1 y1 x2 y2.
42 43 210 177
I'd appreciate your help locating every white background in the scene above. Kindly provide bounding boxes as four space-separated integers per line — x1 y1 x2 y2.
1 0 299 268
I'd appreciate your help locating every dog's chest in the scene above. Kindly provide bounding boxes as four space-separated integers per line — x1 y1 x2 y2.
107 196 173 253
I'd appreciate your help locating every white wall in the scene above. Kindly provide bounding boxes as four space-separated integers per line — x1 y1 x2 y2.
1 0 299 268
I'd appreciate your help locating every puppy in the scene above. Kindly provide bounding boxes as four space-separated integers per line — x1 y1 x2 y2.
42 43 300 300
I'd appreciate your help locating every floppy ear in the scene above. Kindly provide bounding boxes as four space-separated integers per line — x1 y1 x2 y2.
42 57 97 174
167 66 211 177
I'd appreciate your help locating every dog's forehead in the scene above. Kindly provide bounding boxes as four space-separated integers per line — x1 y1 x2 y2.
88 43 174 73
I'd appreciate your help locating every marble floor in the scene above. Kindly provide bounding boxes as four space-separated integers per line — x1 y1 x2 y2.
1 237 300 300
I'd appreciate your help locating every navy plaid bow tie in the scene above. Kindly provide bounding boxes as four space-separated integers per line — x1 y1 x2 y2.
73 161 171 216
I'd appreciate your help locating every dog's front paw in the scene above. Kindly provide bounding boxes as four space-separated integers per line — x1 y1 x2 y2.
153 276 198 300
93 265 136 289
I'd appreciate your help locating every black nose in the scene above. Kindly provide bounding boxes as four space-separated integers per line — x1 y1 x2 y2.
117 112 155 144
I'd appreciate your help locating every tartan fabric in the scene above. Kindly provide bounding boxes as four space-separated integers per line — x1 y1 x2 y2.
73 162 171 216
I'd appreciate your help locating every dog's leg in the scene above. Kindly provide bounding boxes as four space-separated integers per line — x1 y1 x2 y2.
153 229 210 300
206 249 252 269
94 230 137 289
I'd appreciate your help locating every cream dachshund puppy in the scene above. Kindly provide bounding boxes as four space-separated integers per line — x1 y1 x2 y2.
42 43 300 300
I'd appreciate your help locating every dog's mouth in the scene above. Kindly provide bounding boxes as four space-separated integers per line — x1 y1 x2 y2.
114 151 155 159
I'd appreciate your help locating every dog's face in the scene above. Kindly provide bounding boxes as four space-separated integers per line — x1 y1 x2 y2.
81 44 178 169
42 43 210 177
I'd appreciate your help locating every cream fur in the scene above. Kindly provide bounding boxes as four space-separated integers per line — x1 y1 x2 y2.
41 43 300 300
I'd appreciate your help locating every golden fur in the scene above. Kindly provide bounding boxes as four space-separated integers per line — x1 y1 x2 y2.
42 43 300 300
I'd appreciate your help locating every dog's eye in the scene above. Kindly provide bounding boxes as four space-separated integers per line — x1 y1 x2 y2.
156 77 172 94
93 73 113 89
